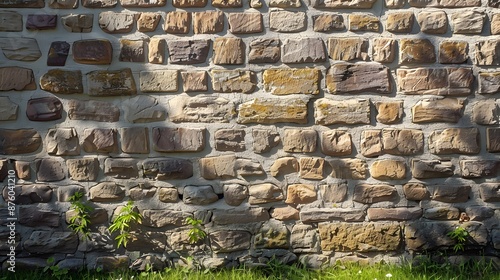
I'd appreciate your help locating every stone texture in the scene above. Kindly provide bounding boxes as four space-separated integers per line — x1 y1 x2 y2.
211 70 256 93
87 69 136 96
253 129 280 153
314 98 371 125
270 157 299 177
164 11 190 34
367 207 422 221
409 0 480 7
235 158 265 177
137 13 160 32
465 206 494 221
269 11 306 33
249 39 280 63
228 13 262 34
451 11 484 34
397 68 473 96
372 38 397 63
282 38 326 63
491 14 500 34
361 129 424 157
152 127 205 152
326 62 391 94
320 130 352 156
124 95 167 123
283 129 317 153
26 97 62 121
291 224 319 253
301 208 365 223
375 101 403 124
329 158 367 179
286 184 316 204
3 185 52 204
263 68 320 95
460 160 499 178
319 182 348 203
121 0 165 6
120 127 149 153
313 14 344 32
212 208 269 225
399 39 436 64
0 67 36 91
237 98 307 124
149 38 165 64
349 14 380 32
423 207 460 220
210 231 251 253
213 37 244 65
141 210 189 227
0 11 22 32
36 158 65 182
193 11 223 34
478 72 500 94
40 69 83 94
68 100 120 122
14 161 31 180
212 0 241 7
67 158 99 181
248 183 283 204
126 231 165 253
182 71 207 92
370 159 406 180
104 158 139 179
99 12 135 33
82 0 117 7
0 38 41 61
439 41 468 64
270 0 300 7
299 158 325 180
26 14 57 30
89 182 125 202
411 159 454 179
158 187 178 203
183 185 218 205
475 39 500 65
215 129 245 151
417 10 447 34
169 96 235 123
0 97 18 121
479 183 500 202
319 222 400 252
47 41 70 66
49 0 78 8
473 100 499 125
353 184 398 203
487 128 500 152
119 39 145 62
403 182 430 200
313 0 377 8
73 39 112 65
271 206 299 220
167 40 210 64
24 231 78 254
173 0 206 6
412 98 464 123
140 70 178 92
0 129 41 155
432 185 471 203
0 0 44 7
223 184 248 206
61 14 94 32
255 220 289 249
19 208 60 227
327 37 368 61
429 128 480 155
200 155 236 179
95 256 129 272
386 12 414 33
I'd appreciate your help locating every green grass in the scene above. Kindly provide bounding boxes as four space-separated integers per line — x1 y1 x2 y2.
2 258 499 280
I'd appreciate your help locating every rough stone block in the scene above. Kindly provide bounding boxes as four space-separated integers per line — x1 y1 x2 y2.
0 0 44 7
211 70 256 93
167 40 210 64
270 0 300 7
24 231 78 254
137 13 160 32
423 207 460 220
26 14 57 30
475 40 500 65
375 101 403 124
212 0 241 7
429 128 480 155
327 37 368 61
158 187 178 203
120 127 149 154
61 14 93 32
164 11 190 34
465 206 494 221
409 0 480 7
397 67 473 96
320 130 352 156
124 96 166 123
367 207 422 221
153 127 205 152
403 182 430 200
270 157 299 177
3 185 52 204
439 41 468 64
283 129 317 153
215 129 245 152
212 208 269 225
0 38 41 62
183 185 218 205
40 69 83 94
237 98 307 124
271 206 299 220
89 182 125 202
370 159 406 180
121 0 165 6
386 12 414 33
0 11 22 31
142 210 189 227
286 184 316 204
291 224 318 253
173 0 206 7
417 10 447 34
269 10 306 32
479 183 500 202
329 158 367 179
47 41 70 66
282 38 326 63
313 0 377 8
169 96 235 123
126 231 166 253
19 208 59 228
68 100 119 122
0 67 36 91
210 231 251 253
223 184 248 206
319 182 347 203
491 14 500 34
314 98 370 125
67 158 99 181
99 12 135 33
119 39 145 62
0 129 41 155
300 208 365 223
451 11 484 34
460 160 499 178
412 98 464 123
400 39 436 64
26 97 62 121
349 14 380 32
478 72 500 94
255 220 289 249
228 13 262 34
95 256 130 272
36 158 65 182
249 183 283 204
140 70 178 93
193 11 223 34
372 38 397 63
14 161 31 180
104 158 139 179
252 129 280 154
411 159 454 179
49 0 78 8
200 155 236 179
263 68 319 95
326 62 391 94
353 184 398 203
487 128 500 152
213 37 244 65
182 71 207 92
143 158 193 180
46 128 80 156
472 100 499 125
313 14 344 32
299 158 325 180
235 158 264 177
248 38 280 63
87 69 136 96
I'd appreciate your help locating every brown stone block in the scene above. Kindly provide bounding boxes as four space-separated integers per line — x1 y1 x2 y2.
320 130 352 156
253 129 280 154
26 14 57 30
326 62 391 94
167 40 210 64
2 185 52 204
49 0 78 8
412 98 464 123
423 207 460 220
67 158 99 181
319 182 347 203
386 12 414 33
400 39 436 64
478 72 500 94
200 155 236 179
39 69 83 94
36 158 65 182
255 220 289 249
82 128 118 153
249 183 283 204
0 11 22 31
211 70 256 93
432 185 471 203
237 98 307 124
215 129 245 152
104 158 139 179
329 158 367 179
0 0 44 8
367 207 422 221
417 10 447 34
223 184 248 206
212 208 269 225
349 13 380 32
271 206 299 221
411 159 454 179
429 128 480 155
397 67 473 96
0 67 36 91
472 100 499 125
283 129 317 153
158 187 178 203
121 127 149 154
236 158 264 177
270 157 299 177
20 210 61 228
382 129 424 155
120 0 166 7
213 37 244 65
328 37 368 61
460 160 499 178
26 97 63 121
269 10 306 33
0 97 18 121
46 128 80 156
181 71 207 92
299 158 325 180
210 231 251 253
0 129 41 155
479 183 500 202
193 11 223 34
370 159 406 180
353 184 398 203
164 11 190 34
375 101 403 124
403 182 430 200
47 41 70 66
61 14 93 33
451 11 484 34
301 208 364 223
142 158 193 180
212 0 241 7
409 0 480 7
173 0 206 7
313 0 377 8
487 128 500 152
73 39 112 65
14 161 31 180
124 95 167 124
314 98 370 125
0 38 41 62
491 14 500 34
140 70 178 92
137 13 160 32
152 127 205 152
68 100 120 122
87 68 136 96
282 38 326 63
439 41 468 64
228 12 262 34
313 14 344 32
286 184 316 204
169 96 235 123
248 38 280 63
475 39 500 65
372 38 396 63
99 12 135 33
89 182 125 202
119 39 145 62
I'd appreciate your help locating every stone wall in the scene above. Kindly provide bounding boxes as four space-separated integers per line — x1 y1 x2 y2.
0 0 499 271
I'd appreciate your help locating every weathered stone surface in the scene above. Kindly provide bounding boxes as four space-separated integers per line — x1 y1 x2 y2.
367 207 422 221
248 183 283 204
40 69 83 94
0 11 22 31
370 159 406 180
0 129 41 155
270 157 299 177
137 13 160 32
141 210 189 227
0 38 41 61
164 11 190 34
313 14 344 32
210 231 251 253
211 70 256 93
212 208 269 225
423 207 460 220
269 11 306 32
375 101 403 124
301 208 365 223
353 184 398 203
327 62 391 94
223 184 248 206
149 38 165 64
0 0 44 7
95 256 129 272
250 0 262 8
299 158 325 180
193 11 223 34
253 129 280 154
14 161 31 180
372 38 396 63
429 128 480 155
320 130 351 156
0 97 17 120
349 14 380 32
173 0 206 7
119 39 145 62
270 0 300 7
228 13 262 34
214 129 245 151
235 158 264 177
213 37 244 65
286 184 316 204
87 69 136 96
0 67 36 91
152 127 205 152
212 0 241 7
46 128 79 156
475 39 500 65
313 0 377 8
158 187 178 203
36 158 65 182
314 98 370 125
19 208 59 227
237 98 307 124
167 40 210 64
124 96 166 123
61 14 93 32
478 72 500 94
26 14 57 30
183 185 218 205
73 39 112 65
473 100 499 125
466 206 494 221
121 0 165 7
479 183 500 202
68 100 119 122
89 182 125 202
3 185 52 204
403 182 430 200
271 206 299 220
49 0 78 8
319 222 400 252
169 96 235 123
460 160 499 178
362 129 424 157
99 12 135 33
397 68 473 96
126 231 165 253
409 0 480 7
120 127 149 154
439 41 468 64
451 11 484 34
417 10 447 34
282 38 326 63
255 220 289 249
104 158 138 179
263 68 319 95
143 158 193 180
487 128 500 152
386 12 414 33
319 182 348 203
491 14 500 34
67 158 99 181
291 224 320 253
412 98 464 123
140 70 178 92
400 39 436 64
411 159 454 179
283 129 317 153
328 37 368 61
249 38 280 63
24 231 78 254
26 97 63 121
182 71 207 92
200 155 236 179
329 158 367 179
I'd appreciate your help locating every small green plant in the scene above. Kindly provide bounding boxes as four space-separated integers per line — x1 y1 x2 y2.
67 191 93 240
43 257 69 280
447 226 469 252
109 200 143 248
185 216 206 244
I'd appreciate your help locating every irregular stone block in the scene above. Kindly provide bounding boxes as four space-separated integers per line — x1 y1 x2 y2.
211 70 256 93
301 208 365 223
173 0 206 7
460 160 499 178
253 129 280 153
19 208 59 227
49 0 78 8
183 185 218 205
0 38 41 61
400 39 436 64
87 69 136 96
213 37 244 65
67 158 99 181
182 71 208 92
397 67 473 96
375 101 403 124
299 158 325 180
412 98 464 123
104 158 138 179
439 41 468 64
271 206 299 220
283 129 317 153
0 0 44 7
270 157 299 177
164 11 190 34
286 184 316 204
72 39 112 65
152 127 205 152
362 129 424 157
46 128 80 156
353 184 398 203
27 96 63 121
319 222 401 252
429 128 480 155
475 39 500 65
403 182 430 200
320 130 351 156
193 11 223 34
3 185 52 204
215 129 245 152
200 155 236 179
26 14 57 30
249 183 283 204
372 38 396 63
210 231 251 253
167 39 210 64
24 231 78 254
479 183 500 202
235 158 264 177
326 62 391 94
89 182 125 202
46 42 69 67
328 37 368 61
99 12 135 33
39 69 83 94
367 207 422 221
0 11 22 31
126 231 165 253
465 206 494 221
472 100 499 125
142 210 189 227
270 0 300 7
411 159 454 179
313 14 344 32
312 0 377 8
212 0 241 7
158 187 178 203
291 224 319 253
282 38 326 63
120 0 165 6
228 12 262 34
137 12 161 32
487 128 500 152
423 207 460 220
409 0 480 7
314 98 370 125
491 13 500 34
223 184 248 206
263 68 319 95
143 158 193 180
0 67 36 91
124 96 166 123
36 158 65 182
255 220 289 249
478 72 500 94
249 38 280 63
349 14 380 32
370 159 406 180
61 14 93 32
119 39 145 62
0 129 41 155
319 182 347 203
269 10 306 32
451 11 484 34
169 96 235 123
237 98 307 124
14 161 31 180
212 208 269 225
0 97 18 121
417 10 447 34
68 100 120 122
386 12 414 33
329 158 367 179
121 127 149 153
140 70 178 92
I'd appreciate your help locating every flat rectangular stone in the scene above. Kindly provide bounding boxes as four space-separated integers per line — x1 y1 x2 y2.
119 39 145 62
0 38 41 61
314 98 370 125
367 207 422 221
349 14 380 32
0 0 44 7
152 127 205 152
120 0 166 7
479 72 500 94
27 14 57 30
312 0 377 8
411 159 454 179
411 98 464 123
0 67 36 91
328 159 367 179
164 11 190 34
313 14 344 32
193 11 223 34
460 160 499 178
68 100 120 122
399 39 436 64
282 38 326 63
213 37 244 65
173 0 206 7
212 208 269 225
61 14 93 33
142 158 193 179
99 12 135 34
228 12 262 34
237 98 308 124
300 208 365 223
409 0 480 7
87 68 136 96
326 62 391 94
328 37 369 61
429 128 480 155
169 96 235 123
72 39 112 65
0 11 22 31
397 68 473 96
487 128 500 152
167 39 210 64
263 68 320 95
82 0 117 7
121 127 149 153
140 70 178 92
211 70 256 93
269 10 306 32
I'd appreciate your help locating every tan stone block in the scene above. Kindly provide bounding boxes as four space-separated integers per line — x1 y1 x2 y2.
285 184 316 204
412 98 464 123
269 10 306 32
320 130 352 156
329 158 367 179
314 98 370 125
82 128 118 153
200 155 236 179
478 72 500 94
301 208 365 223
327 62 391 94
271 206 299 220
172 0 206 7
451 10 484 34
215 129 245 152
403 182 430 200
313 0 377 8
0 38 41 62
137 12 160 32
361 130 383 157
263 68 320 95
213 37 244 65
491 14 500 35
269 0 300 7
68 100 120 122
235 158 265 178
0 67 36 91
473 100 498 125
375 101 403 124
411 159 454 179
164 11 190 34
282 38 326 63
385 0 405 8
67 158 99 181
248 38 280 63
140 70 178 92
270 157 299 177
237 98 307 124
212 0 241 7
475 39 500 65
228 13 262 34
46 128 80 156
211 70 256 93
193 11 223 34
319 182 347 203
349 13 380 32
400 38 436 64
253 129 280 153
283 129 317 153
120 127 149 154
353 184 398 203
120 0 165 6
62 14 93 33
299 158 325 180
397 67 473 96
386 12 414 33
87 69 136 96
417 10 447 34
90 183 125 202
0 11 22 32
313 14 344 32
368 207 422 221
169 96 235 123
223 184 248 206
370 159 406 180
152 127 205 152
250 0 262 7
0 97 18 121
409 0 480 7
372 38 396 63
327 37 368 61
439 41 468 64
40 69 83 94
99 12 135 33
182 71 207 92
249 183 283 204
14 161 31 180
429 128 480 155
148 38 165 64
382 129 424 155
